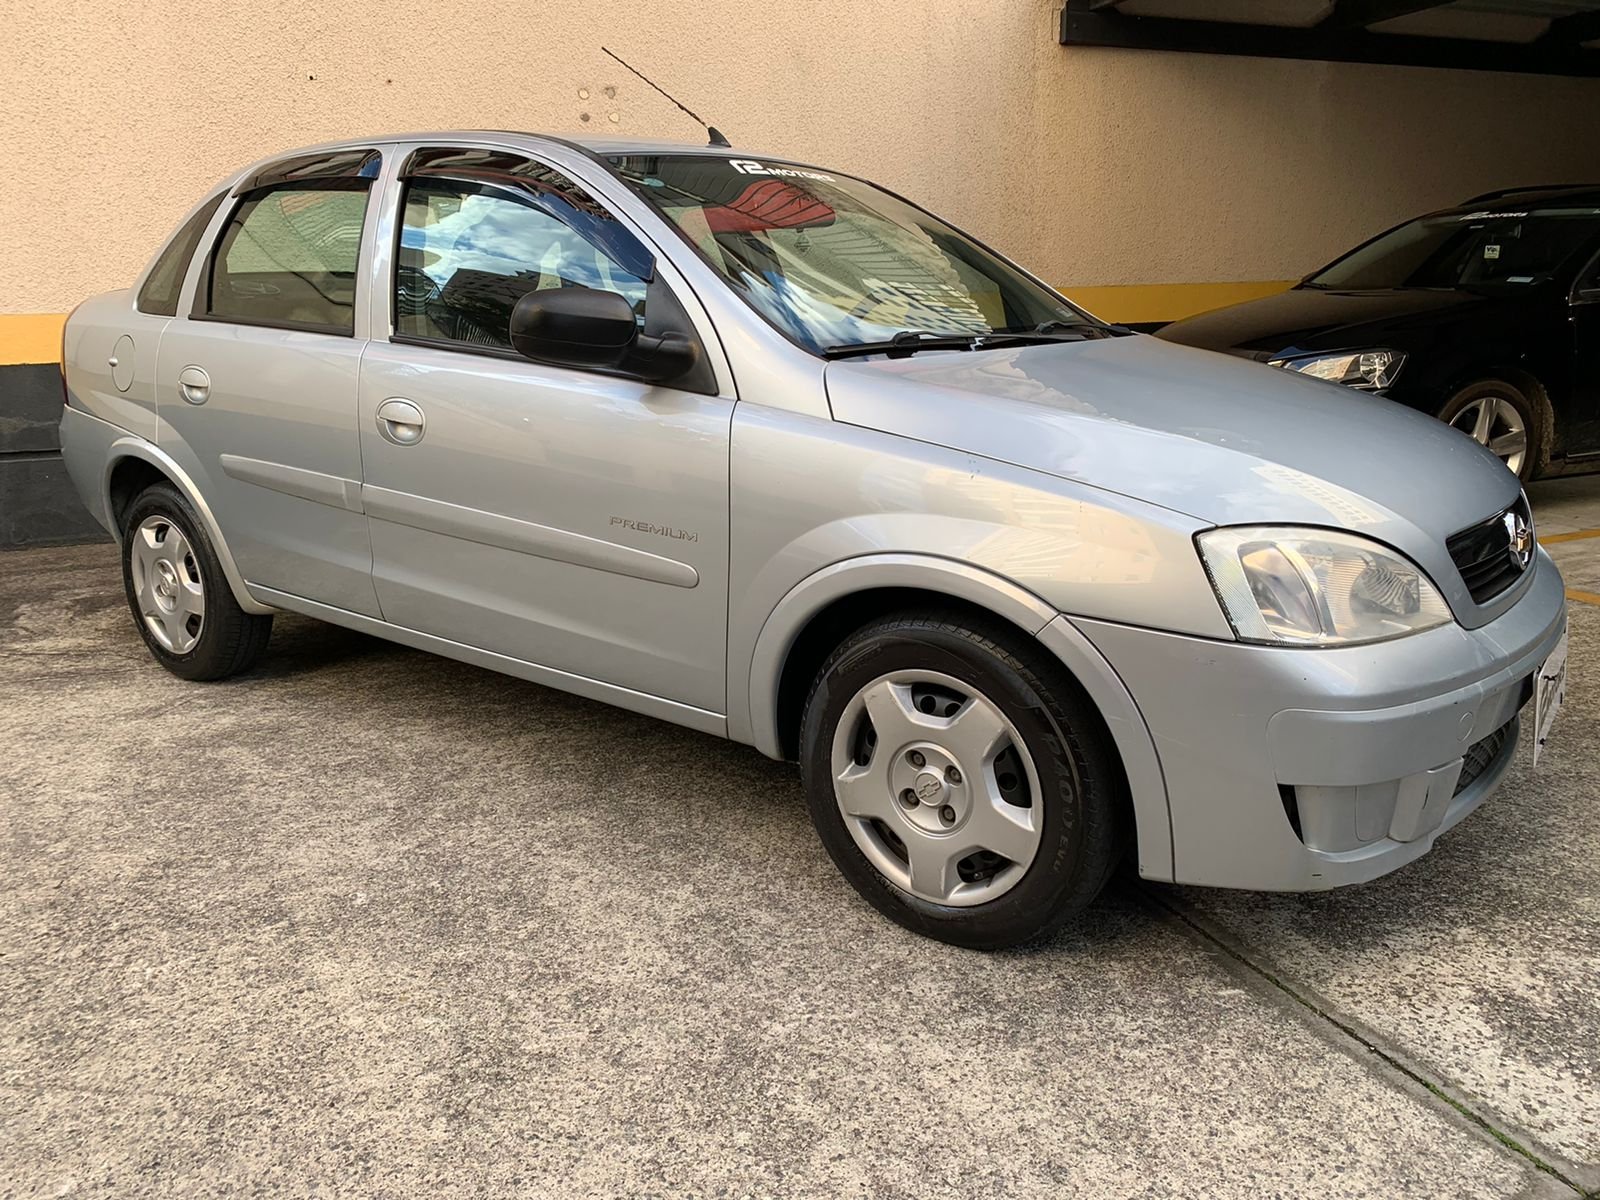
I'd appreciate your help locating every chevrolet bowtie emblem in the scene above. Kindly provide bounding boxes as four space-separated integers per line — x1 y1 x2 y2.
1504 510 1534 568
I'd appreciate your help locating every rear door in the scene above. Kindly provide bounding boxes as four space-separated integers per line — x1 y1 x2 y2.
157 148 385 615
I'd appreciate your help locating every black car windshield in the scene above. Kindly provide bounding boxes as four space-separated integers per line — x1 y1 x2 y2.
1307 208 1600 291
609 153 1095 353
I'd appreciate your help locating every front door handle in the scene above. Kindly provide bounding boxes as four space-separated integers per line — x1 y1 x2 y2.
376 398 426 446
177 365 210 405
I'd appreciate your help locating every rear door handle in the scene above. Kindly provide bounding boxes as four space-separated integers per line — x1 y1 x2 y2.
376 398 426 446
177 365 210 405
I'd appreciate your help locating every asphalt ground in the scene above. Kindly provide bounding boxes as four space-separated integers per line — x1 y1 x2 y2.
3 476 1599 1199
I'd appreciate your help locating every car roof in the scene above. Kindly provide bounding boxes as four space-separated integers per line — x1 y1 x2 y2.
250 130 761 160
1448 184 1600 214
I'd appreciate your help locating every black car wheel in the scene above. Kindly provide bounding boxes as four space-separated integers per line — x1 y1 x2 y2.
799 610 1127 950
1438 380 1543 481
121 482 273 681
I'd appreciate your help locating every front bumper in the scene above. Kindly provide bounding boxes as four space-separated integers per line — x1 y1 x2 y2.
1072 548 1567 891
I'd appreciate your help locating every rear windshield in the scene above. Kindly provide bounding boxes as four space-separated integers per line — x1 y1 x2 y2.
608 153 1085 354
1307 209 1600 291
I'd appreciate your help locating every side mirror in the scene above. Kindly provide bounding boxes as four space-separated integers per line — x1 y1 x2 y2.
510 287 638 371
509 287 700 385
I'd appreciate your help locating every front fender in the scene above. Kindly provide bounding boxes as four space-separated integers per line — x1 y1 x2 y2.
736 552 1057 756
733 551 1174 882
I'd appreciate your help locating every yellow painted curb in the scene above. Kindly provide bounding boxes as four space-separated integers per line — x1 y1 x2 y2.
1540 529 1600 546
1567 588 1600 607
1059 280 1296 326
1 313 68 366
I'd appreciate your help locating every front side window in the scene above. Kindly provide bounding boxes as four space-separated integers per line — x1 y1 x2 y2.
204 185 370 333
138 193 225 316
609 154 1087 354
1308 210 1600 292
396 165 652 350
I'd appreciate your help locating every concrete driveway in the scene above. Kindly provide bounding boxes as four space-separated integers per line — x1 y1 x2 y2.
3 479 1598 1199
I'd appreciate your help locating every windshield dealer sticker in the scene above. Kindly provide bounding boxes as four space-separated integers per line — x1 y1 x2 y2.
1484 244 1501 260
728 159 835 182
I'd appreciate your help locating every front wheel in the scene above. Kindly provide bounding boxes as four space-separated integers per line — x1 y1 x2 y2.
799 611 1127 949
1439 380 1543 481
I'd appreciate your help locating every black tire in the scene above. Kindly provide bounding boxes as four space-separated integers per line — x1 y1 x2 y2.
120 482 272 681
1437 379 1544 482
799 610 1127 950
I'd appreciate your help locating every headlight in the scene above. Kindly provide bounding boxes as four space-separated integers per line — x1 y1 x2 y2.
1269 349 1404 391
1197 527 1452 646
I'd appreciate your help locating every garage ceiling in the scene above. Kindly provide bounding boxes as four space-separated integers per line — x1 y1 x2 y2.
1060 1 1600 75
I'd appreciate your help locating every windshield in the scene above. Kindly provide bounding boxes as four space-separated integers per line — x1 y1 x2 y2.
608 153 1092 353
1307 209 1600 291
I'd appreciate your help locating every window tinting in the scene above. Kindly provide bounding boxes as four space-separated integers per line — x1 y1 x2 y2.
610 154 1087 354
137 194 225 316
396 169 651 350
1577 248 1600 294
205 185 370 333
1308 210 1600 291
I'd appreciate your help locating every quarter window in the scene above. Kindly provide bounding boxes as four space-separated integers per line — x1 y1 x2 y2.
137 193 225 316
204 185 370 334
396 172 651 350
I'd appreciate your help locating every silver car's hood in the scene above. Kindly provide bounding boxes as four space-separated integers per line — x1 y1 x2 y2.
824 334 1519 541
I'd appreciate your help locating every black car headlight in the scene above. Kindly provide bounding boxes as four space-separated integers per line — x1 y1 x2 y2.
1268 349 1405 391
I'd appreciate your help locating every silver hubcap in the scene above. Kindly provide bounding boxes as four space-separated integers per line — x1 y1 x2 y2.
130 516 204 654
830 670 1043 907
1451 396 1527 476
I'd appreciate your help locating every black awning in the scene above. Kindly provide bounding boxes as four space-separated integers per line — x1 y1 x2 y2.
1060 1 1600 77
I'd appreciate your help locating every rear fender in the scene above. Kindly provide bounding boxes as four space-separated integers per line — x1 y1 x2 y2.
101 432 273 615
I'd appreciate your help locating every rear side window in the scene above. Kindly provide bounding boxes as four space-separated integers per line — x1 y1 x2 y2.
202 185 370 334
137 194 225 316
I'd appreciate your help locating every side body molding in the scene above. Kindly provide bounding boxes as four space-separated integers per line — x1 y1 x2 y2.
220 454 364 513
736 552 1175 884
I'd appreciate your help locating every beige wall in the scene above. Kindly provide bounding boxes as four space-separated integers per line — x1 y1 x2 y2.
4 0 1600 320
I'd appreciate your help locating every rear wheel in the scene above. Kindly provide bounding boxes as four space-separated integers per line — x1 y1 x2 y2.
799 611 1126 949
121 482 272 680
1439 380 1542 481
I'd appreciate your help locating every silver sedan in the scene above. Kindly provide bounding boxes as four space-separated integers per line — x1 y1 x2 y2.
61 132 1568 947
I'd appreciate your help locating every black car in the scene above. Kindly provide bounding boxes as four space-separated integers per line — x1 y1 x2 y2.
1159 185 1600 481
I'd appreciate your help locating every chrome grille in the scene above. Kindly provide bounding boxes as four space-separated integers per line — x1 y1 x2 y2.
1446 494 1534 605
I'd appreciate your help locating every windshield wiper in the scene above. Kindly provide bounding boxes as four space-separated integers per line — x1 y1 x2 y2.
822 330 985 359
1031 318 1132 338
823 326 1113 360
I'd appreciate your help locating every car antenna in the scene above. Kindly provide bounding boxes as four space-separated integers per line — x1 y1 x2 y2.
601 46 732 148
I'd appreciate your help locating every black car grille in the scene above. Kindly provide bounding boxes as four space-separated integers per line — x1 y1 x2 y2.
1453 720 1513 797
1446 495 1534 605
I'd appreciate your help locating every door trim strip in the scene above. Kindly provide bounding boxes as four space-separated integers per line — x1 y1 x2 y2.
219 454 364 512
362 484 700 588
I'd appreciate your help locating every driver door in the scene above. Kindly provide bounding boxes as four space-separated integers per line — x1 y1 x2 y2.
358 150 734 715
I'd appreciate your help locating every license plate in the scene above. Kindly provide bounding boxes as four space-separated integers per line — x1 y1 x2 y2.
1533 623 1569 768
